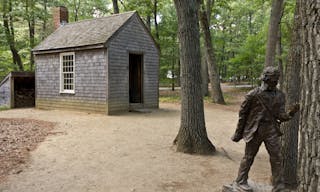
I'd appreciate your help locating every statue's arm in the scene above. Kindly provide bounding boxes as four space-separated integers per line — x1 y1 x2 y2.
278 93 299 122
231 91 254 142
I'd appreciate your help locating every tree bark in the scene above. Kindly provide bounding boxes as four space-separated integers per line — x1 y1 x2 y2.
298 0 320 191
146 15 151 32
277 2 285 90
26 0 35 71
153 0 159 42
112 0 119 14
73 0 80 21
2 0 24 71
41 0 48 40
276 25 284 90
280 0 301 188
199 1 225 104
173 0 215 155
201 0 212 97
201 59 209 96
264 0 284 67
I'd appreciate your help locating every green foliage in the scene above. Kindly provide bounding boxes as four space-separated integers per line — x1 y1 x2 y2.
0 0 296 87
228 31 266 81
158 3 179 86
212 0 271 81
53 0 111 21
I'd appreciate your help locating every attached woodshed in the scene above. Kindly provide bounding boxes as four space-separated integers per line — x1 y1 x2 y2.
0 72 35 108
32 9 159 115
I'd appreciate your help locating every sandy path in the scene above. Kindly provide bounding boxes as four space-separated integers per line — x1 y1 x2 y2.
0 103 272 192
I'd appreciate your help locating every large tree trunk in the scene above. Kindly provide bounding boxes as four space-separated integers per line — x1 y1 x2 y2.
173 0 215 155
199 1 225 104
112 0 119 14
2 0 24 71
264 0 284 67
298 0 320 191
280 0 301 188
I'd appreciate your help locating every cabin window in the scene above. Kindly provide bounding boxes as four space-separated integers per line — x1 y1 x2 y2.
60 52 75 94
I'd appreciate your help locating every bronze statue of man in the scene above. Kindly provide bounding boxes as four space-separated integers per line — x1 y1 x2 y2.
231 67 299 192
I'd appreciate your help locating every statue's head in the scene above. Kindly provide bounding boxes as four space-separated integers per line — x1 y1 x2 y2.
261 66 280 89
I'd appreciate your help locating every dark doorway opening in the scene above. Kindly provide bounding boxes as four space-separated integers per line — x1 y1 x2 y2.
14 76 35 108
129 54 143 103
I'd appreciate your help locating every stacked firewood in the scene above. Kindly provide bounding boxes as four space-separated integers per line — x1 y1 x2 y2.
14 89 35 107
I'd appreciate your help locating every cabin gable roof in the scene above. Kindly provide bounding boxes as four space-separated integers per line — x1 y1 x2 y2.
33 11 139 54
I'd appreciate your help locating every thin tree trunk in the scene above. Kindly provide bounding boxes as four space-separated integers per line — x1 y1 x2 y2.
201 59 209 96
201 0 212 97
277 25 283 90
2 0 24 71
264 0 284 67
153 0 159 41
280 0 301 188
73 0 80 21
199 1 225 104
112 0 119 14
277 2 285 90
206 0 212 23
171 54 175 91
41 0 47 40
173 0 215 155
248 11 253 34
298 0 320 191
26 0 35 71
146 15 151 32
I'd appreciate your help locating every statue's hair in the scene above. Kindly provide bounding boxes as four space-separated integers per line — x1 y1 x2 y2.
261 66 280 81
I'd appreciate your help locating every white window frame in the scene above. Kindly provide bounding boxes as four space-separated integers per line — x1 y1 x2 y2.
60 52 75 94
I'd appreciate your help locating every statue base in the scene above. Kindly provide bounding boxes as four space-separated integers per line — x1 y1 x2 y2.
222 182 253 192
222 180 274 192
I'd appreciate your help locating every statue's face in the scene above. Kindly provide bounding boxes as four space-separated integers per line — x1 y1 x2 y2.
264 75 279 90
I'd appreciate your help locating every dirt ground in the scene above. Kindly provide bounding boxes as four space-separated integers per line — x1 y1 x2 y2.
0 86 275 192
0 118 55 182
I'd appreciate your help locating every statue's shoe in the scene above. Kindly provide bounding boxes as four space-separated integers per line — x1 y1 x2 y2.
234 182 253 192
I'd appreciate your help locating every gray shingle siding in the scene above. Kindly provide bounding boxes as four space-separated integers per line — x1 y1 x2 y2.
107 15 159 113
36 49 108 111
0 78 11 107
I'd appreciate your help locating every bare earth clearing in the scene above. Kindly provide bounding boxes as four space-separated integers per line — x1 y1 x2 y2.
0 86 274 192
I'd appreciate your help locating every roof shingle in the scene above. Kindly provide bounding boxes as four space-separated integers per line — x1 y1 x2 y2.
33 11 136 52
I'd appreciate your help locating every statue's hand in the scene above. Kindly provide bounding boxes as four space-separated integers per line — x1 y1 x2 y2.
231 134 242 142
288 103 300 116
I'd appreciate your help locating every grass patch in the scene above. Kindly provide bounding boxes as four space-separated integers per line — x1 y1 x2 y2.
0 106 9 111
203 93 234 105
159 85 252 105
159 90 181 103
159 95 181 103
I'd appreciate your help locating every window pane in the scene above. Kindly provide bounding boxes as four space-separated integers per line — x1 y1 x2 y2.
61 53 74 92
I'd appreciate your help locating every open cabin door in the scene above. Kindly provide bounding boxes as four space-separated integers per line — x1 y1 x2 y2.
129 54 143 103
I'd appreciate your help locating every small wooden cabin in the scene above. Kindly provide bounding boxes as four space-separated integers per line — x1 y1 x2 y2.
0 72 35 108
33 9 159 115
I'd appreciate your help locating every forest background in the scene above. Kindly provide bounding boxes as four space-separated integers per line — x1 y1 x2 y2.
0 0 296 87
